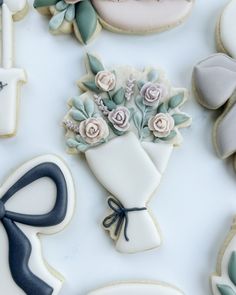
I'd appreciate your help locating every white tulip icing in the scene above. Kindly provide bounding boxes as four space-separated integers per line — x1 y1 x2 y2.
88 282 184 295
219 0 236 58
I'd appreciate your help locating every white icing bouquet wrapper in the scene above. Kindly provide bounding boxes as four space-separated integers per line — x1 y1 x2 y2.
86 132 173 253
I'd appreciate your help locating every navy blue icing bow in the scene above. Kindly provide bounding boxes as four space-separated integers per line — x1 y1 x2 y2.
103 197 147 242
0 162 68 295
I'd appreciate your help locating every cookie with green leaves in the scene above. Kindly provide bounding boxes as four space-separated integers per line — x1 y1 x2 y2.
63 53 191 254
33 0 194 44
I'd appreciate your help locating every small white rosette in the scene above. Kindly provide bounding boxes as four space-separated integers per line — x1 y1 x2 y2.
64 54 191 253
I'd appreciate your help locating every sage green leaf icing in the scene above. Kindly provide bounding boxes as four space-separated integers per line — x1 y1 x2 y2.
87 54 104 75
83 81 100 93
137 80 146 90
103 98 117 111
147 69 159 82
172 114 190 126
73 97 84 111
56 1 68 11
77 143 88 152
217 285 236 295
65 5 75 22
135 95 145 112
49 10 66 31
67 138 79 148
70 110 87 121
143 127 151 138
161 130 177 141
75 1 98 44
169 93 185 109
109 123 124 136
133 112 142 130
84 99 94 117
158 102 168 113
113 88 125 105
34 0 58 8
229 252 236 286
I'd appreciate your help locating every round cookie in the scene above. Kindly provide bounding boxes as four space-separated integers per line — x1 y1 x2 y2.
33 0 195 44
63 53 191 254
88 282 184 295
216 0 236 58
0 155 75 295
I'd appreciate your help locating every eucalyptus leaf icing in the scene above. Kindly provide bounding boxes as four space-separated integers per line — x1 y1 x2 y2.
63 53 191 254
34 0 194 44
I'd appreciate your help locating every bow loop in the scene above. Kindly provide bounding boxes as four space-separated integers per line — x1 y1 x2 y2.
0 161 69 295
103 197 147 242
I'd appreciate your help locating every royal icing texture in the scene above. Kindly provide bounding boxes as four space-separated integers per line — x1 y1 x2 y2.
193 54 236 167
88 282 184 295
211 218 236 295
33 0 194 44
0 1 27 137
63 53 191 253
218 0 236 58
0 155 75 295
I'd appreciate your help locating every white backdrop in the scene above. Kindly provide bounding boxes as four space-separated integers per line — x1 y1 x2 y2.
0 0 235 294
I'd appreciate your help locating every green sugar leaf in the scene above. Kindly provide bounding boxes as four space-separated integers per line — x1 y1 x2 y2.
87 54 104 75
157 102 168 114
75 1 98 44
67 138 79 148
84 98 95 117
217 285 236 295
229 252 236 286
70 110 87 121
103 99 117 111
168 93 185 109
34 0 58 8
113 88 125 105
172 114 190 126
83 81 100 93
49 10 66 31
160 130 177 141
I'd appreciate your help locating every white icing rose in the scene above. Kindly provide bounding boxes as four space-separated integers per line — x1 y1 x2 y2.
79 117 109 144
65 0 82 4
148 113 175 138
95 71 116 92
140 82 167 106
108 106 130 132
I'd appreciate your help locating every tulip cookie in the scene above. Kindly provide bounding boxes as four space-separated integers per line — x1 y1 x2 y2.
33 0 194 44
63 53 191 254
0 0 28 137
216 0 236 58
193 53 236 172
211 217 236 295
0 155 75 295
88 282 184 295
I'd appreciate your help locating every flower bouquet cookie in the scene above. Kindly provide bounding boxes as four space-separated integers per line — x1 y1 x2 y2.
63 53 191 254
33 0 194 44
193 53 236 171
0 155 75 295
0 0 28 137
211 217 236 295
88 282 184 295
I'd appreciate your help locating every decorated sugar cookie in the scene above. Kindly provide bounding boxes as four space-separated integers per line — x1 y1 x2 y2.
63 53 191 254
0 155 75 295
193 53 236 171
211 217 236 295
33 0 194 44
216 0 236 58
0 0 28 137
88 282 184 295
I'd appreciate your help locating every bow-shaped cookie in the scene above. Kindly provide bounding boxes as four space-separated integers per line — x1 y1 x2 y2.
193 53 236 168
0 155 74 295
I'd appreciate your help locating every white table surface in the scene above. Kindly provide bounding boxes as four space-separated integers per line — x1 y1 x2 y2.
0 0 234 294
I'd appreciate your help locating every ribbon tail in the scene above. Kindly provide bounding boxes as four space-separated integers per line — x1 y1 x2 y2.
2 218 53 295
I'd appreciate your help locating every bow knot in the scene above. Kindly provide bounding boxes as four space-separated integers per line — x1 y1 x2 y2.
103 197 147 242
0 200 5 220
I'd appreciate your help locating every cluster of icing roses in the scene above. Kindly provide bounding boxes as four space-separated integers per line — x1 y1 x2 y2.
64 54 191 152
34 0 99 44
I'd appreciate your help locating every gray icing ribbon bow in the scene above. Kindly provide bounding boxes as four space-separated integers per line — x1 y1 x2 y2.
193 53 236 162
103 197 147 242
0 162 68 295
